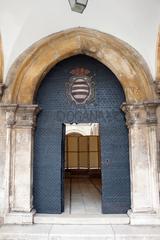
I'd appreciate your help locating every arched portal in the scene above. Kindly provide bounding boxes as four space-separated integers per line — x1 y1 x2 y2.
1 28 160 225
2 27 156 104
33 54 130 214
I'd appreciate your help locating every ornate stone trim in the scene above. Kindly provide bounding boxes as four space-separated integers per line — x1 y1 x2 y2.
15 105 40 128
2 28 155 104
121 101 160 127
0 104 18 127
0 104 40 128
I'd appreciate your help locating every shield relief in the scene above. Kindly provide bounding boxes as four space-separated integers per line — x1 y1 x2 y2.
66 68 95 105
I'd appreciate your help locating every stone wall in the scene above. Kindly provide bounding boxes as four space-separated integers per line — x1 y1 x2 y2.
0 109 6 221
0 28 159 225
1 0 160 78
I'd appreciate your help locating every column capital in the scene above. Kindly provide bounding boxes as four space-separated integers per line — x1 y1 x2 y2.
0 104 40 128
15 105 40 128
0 104 18 127
121 101 160 127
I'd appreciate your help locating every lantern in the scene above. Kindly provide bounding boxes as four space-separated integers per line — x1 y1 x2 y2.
68 0 88 13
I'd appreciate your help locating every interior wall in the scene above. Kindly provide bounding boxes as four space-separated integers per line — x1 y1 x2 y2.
66 123 99 136
65 135 100 170
0 0 160 79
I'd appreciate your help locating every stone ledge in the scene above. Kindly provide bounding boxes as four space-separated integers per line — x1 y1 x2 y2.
1 224 160 240
34 213 129 225
4 210 36 225
128 210 160 225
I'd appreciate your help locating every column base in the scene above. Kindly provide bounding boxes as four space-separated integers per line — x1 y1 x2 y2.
128 210 160 225
4 209 36 224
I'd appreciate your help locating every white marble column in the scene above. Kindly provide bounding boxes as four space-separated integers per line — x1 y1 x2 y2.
122 102 160 225
3 104 39 224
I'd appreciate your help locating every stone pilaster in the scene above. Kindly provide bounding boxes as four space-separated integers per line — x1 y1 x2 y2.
2 104 39 224
1 104 17 215
122 101 160 225
10 105 39 213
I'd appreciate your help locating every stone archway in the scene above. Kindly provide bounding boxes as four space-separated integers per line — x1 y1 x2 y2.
3 27 156 104
1 28 160 225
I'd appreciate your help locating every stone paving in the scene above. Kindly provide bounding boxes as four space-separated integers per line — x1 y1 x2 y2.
0 224 160 240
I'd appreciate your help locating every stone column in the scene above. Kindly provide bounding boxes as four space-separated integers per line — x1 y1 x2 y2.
122 101 160 225
4 104 39 224
2 105 17 215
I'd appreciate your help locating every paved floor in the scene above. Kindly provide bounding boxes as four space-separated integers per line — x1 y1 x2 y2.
1 176 160 239
1 224 160 240
64 176 102 215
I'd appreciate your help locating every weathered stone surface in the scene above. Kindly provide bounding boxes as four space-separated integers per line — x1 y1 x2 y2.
0 28 159 226
2 28 156 104
0 109 7 218
0 105 39 222
1 224 160 240
122 102 160 224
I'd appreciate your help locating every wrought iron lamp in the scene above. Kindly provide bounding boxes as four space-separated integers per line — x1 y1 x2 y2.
68 0 88 13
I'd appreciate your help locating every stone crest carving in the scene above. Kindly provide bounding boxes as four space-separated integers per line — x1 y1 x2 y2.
66 68 95 105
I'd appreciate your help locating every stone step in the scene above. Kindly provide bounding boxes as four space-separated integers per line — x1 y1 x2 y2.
0 224 160 240
34 213 129 224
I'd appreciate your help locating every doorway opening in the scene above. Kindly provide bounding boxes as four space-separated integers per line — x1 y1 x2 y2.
63 123 102 215
33 54 130 214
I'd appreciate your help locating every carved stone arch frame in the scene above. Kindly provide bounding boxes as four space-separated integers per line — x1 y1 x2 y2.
1 28 160 225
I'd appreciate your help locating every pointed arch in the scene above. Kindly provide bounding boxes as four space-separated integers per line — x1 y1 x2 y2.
3 27 156 104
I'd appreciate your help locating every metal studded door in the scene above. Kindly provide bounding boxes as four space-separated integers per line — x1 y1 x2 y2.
33 54 131 214
61 124 66 212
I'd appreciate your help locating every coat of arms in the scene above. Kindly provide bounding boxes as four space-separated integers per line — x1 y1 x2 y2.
66 68 95 105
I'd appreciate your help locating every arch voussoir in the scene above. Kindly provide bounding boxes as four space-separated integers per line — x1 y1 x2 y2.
3 27 156 104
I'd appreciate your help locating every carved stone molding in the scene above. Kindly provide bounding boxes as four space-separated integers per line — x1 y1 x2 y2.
0 104 40 128
0 104 18 127
15 105 40 128
2 28 155 104
121 101 160 127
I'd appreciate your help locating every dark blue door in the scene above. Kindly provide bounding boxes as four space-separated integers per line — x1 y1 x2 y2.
61 123 66 212
33 54 131 214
